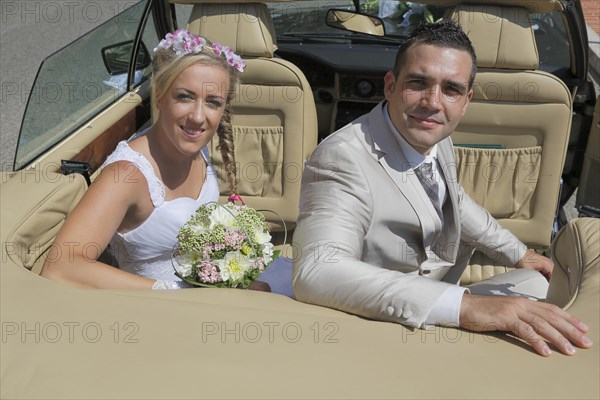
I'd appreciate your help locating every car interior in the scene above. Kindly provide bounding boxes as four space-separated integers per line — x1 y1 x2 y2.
180 0 575 284
1 0 595 282
1 0 598 397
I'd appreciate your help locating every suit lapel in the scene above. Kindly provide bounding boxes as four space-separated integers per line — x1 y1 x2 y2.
363 103 461 263
363 103 438 243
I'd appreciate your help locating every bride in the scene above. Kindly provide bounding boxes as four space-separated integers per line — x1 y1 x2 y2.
41 30 247 290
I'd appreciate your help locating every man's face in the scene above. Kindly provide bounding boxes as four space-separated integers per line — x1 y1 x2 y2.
384 44 474 155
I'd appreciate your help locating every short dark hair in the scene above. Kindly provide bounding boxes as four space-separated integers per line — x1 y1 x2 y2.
392 21 477 88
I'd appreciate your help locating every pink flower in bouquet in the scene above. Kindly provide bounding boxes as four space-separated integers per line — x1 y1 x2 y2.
224 231 246 250
198 261 222 284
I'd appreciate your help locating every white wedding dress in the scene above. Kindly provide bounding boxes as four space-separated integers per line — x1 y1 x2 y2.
101 134 219 287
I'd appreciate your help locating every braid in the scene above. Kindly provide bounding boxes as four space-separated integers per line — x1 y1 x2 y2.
216 103 238 195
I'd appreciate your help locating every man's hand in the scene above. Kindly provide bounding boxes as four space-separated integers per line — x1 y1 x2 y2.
460 294 592 356
247 281 271 292
515 249 553 280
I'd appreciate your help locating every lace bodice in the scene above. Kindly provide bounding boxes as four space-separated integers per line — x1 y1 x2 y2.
104 141 167 208
101 138 219 284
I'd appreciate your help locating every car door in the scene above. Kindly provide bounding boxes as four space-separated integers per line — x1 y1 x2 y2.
546 0 598 210
1 0 168 275
576 95 600 217
10 0 161 176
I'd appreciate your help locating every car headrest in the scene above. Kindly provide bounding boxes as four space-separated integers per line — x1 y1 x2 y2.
186 3 277 58
448 5 539 70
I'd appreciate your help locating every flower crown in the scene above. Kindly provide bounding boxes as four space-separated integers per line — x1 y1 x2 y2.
154 30 246 73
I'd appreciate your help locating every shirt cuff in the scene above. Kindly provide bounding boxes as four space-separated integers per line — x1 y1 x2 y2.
424 285 469 327
512 242 528 266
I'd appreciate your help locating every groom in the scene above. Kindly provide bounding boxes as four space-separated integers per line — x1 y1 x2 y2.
292 21 592 356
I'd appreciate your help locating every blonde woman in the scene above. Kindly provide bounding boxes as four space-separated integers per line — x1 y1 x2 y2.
42 31 244 290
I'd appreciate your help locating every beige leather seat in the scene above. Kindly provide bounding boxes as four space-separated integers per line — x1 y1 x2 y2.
184 2 318 234
447 4 573 283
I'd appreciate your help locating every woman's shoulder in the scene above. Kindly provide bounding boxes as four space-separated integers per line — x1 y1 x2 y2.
100 140 165 207
102 141 136 167
99 158 146 184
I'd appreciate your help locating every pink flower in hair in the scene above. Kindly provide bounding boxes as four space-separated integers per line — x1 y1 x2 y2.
154 30 246 72
212 42 223 56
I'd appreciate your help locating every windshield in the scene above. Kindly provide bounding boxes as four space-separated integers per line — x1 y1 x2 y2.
268 0 448 38
268 0 570 72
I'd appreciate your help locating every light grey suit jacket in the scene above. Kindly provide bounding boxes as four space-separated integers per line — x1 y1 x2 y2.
292 102 526 328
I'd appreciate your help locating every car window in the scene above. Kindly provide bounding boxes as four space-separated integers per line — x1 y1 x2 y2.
269 1 446 38
530 10 570 72
174 3 193 28
269 1 352 35
15 0 151 170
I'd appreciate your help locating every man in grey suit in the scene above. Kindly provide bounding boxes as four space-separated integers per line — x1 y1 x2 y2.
292 21 592 356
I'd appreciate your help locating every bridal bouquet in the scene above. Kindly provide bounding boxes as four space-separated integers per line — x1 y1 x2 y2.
173 201 275 288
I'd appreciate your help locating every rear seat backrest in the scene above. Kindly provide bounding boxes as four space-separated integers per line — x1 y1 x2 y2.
448 5 573 284
184 2 318 231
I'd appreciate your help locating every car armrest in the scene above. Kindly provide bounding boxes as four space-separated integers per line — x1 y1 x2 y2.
0 171 87 274
547 217 599 310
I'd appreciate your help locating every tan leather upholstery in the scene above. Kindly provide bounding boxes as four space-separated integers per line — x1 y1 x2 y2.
0 171 87 275
450 5 571 247
187 2 318 231
327 10 385 36
452 6 538 69
449 5 572 282
1 207 598 399
459 251 514 285
1 169 597 396
1 177 597 398
187 3 277 57
547 217 600 308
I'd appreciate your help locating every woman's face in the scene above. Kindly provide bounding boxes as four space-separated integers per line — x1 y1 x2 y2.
156 63 230 157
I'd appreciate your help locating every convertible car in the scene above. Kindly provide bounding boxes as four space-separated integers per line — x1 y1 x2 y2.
1 0 599 398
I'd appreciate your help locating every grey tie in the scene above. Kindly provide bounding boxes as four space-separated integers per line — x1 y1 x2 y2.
414 161 444 225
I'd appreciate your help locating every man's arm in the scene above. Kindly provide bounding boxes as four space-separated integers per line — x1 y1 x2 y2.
293 139 456 328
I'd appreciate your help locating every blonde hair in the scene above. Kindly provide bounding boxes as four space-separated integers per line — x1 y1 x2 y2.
151 43 239 195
